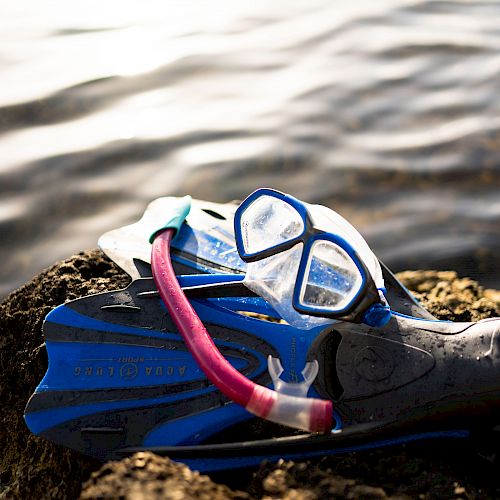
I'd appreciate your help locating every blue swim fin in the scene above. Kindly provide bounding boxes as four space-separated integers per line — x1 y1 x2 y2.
24 199 500 471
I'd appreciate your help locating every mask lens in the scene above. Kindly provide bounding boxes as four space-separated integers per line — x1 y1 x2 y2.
239 195 305 255
300 240 362 312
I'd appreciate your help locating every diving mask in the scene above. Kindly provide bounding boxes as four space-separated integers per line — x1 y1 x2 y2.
234 188 390 328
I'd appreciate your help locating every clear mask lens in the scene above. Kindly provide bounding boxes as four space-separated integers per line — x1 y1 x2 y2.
300 240 362 312
239 195 304 255
244 243 334 330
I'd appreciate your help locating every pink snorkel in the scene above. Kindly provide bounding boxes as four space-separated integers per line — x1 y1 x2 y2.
150 196 333 433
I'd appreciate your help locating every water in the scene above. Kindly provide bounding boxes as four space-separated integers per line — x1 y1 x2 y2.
1 0 499 298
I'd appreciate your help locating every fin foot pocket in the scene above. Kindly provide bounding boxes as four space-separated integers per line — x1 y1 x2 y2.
310 328 344 401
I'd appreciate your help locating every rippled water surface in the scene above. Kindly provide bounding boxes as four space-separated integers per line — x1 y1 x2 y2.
1 0 499 297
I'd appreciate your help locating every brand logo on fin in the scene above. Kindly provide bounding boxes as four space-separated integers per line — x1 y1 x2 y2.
120 363 139 379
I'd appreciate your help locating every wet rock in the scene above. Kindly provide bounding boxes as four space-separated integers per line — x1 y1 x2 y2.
1 251 499 499
79 452 249 500
254 460 397 499
0 250 130 499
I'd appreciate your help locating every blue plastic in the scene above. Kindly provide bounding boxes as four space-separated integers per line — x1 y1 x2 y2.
25 289 328 445
177 273 244 287
362 303 392 327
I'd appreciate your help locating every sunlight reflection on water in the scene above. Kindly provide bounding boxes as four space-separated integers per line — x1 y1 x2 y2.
0 0 499 296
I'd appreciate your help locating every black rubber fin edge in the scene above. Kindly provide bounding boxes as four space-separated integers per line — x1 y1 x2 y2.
114 418 472 461
380 261 437 320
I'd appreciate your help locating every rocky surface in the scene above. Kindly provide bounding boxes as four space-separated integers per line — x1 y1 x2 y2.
0 250 499 499
396 270 499 322
80 452 249 500
0 250 130 500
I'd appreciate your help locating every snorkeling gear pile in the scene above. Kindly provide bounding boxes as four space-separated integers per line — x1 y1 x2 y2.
24 188 500 471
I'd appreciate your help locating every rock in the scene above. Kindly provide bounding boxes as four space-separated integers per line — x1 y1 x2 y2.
396 270 499 321
255 460 395 499
1 251 499 499
79 452 249 500
0 250 130 500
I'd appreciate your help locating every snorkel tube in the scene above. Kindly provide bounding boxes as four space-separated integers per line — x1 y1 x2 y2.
150 196 333 434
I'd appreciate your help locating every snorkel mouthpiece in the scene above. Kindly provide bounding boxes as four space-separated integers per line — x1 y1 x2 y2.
246 386 333 433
